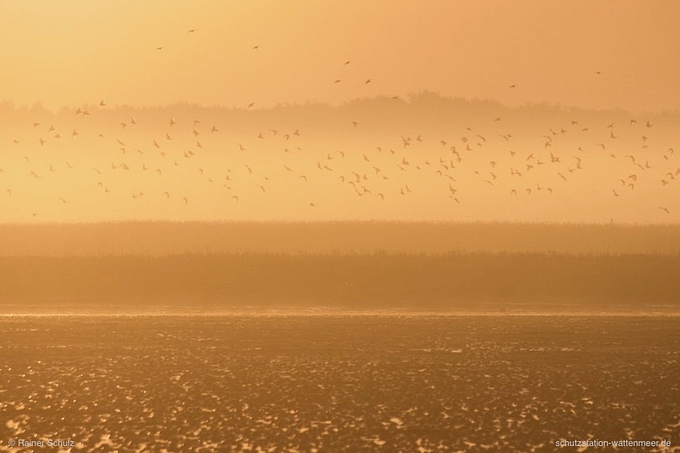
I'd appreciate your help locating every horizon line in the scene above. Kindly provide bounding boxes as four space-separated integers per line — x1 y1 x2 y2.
1 220 679 227
3 92 679 116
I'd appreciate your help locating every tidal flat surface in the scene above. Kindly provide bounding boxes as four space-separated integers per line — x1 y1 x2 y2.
0 315 678 452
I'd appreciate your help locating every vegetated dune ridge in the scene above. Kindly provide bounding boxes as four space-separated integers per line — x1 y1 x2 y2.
1 252 678 314
1 221 680 256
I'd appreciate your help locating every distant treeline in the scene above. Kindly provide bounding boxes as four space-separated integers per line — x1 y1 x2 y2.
0 221 679 256
3 93 679 151
1 252 678 312
3 93 679 129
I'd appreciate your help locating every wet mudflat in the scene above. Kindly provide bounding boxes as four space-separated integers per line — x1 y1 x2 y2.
0 314 678 452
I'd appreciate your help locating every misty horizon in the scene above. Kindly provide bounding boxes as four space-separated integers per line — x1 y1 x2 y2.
5 91 680 119
3 92 679 224
5 92 680 117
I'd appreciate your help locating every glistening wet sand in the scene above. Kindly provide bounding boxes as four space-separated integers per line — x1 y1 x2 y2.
1 315 678 452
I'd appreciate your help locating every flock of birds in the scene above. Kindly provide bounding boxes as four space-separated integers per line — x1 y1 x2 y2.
4 104 677 220
2 30 678 220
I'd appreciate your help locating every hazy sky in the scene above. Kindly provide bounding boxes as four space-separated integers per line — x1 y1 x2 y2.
1 1 679 224
1 0 679 112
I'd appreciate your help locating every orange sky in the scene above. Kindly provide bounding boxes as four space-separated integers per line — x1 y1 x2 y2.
1 1 679 224
1 0 679 113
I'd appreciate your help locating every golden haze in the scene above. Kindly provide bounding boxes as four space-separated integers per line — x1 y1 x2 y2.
1 1 679 223
1 1 679 112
